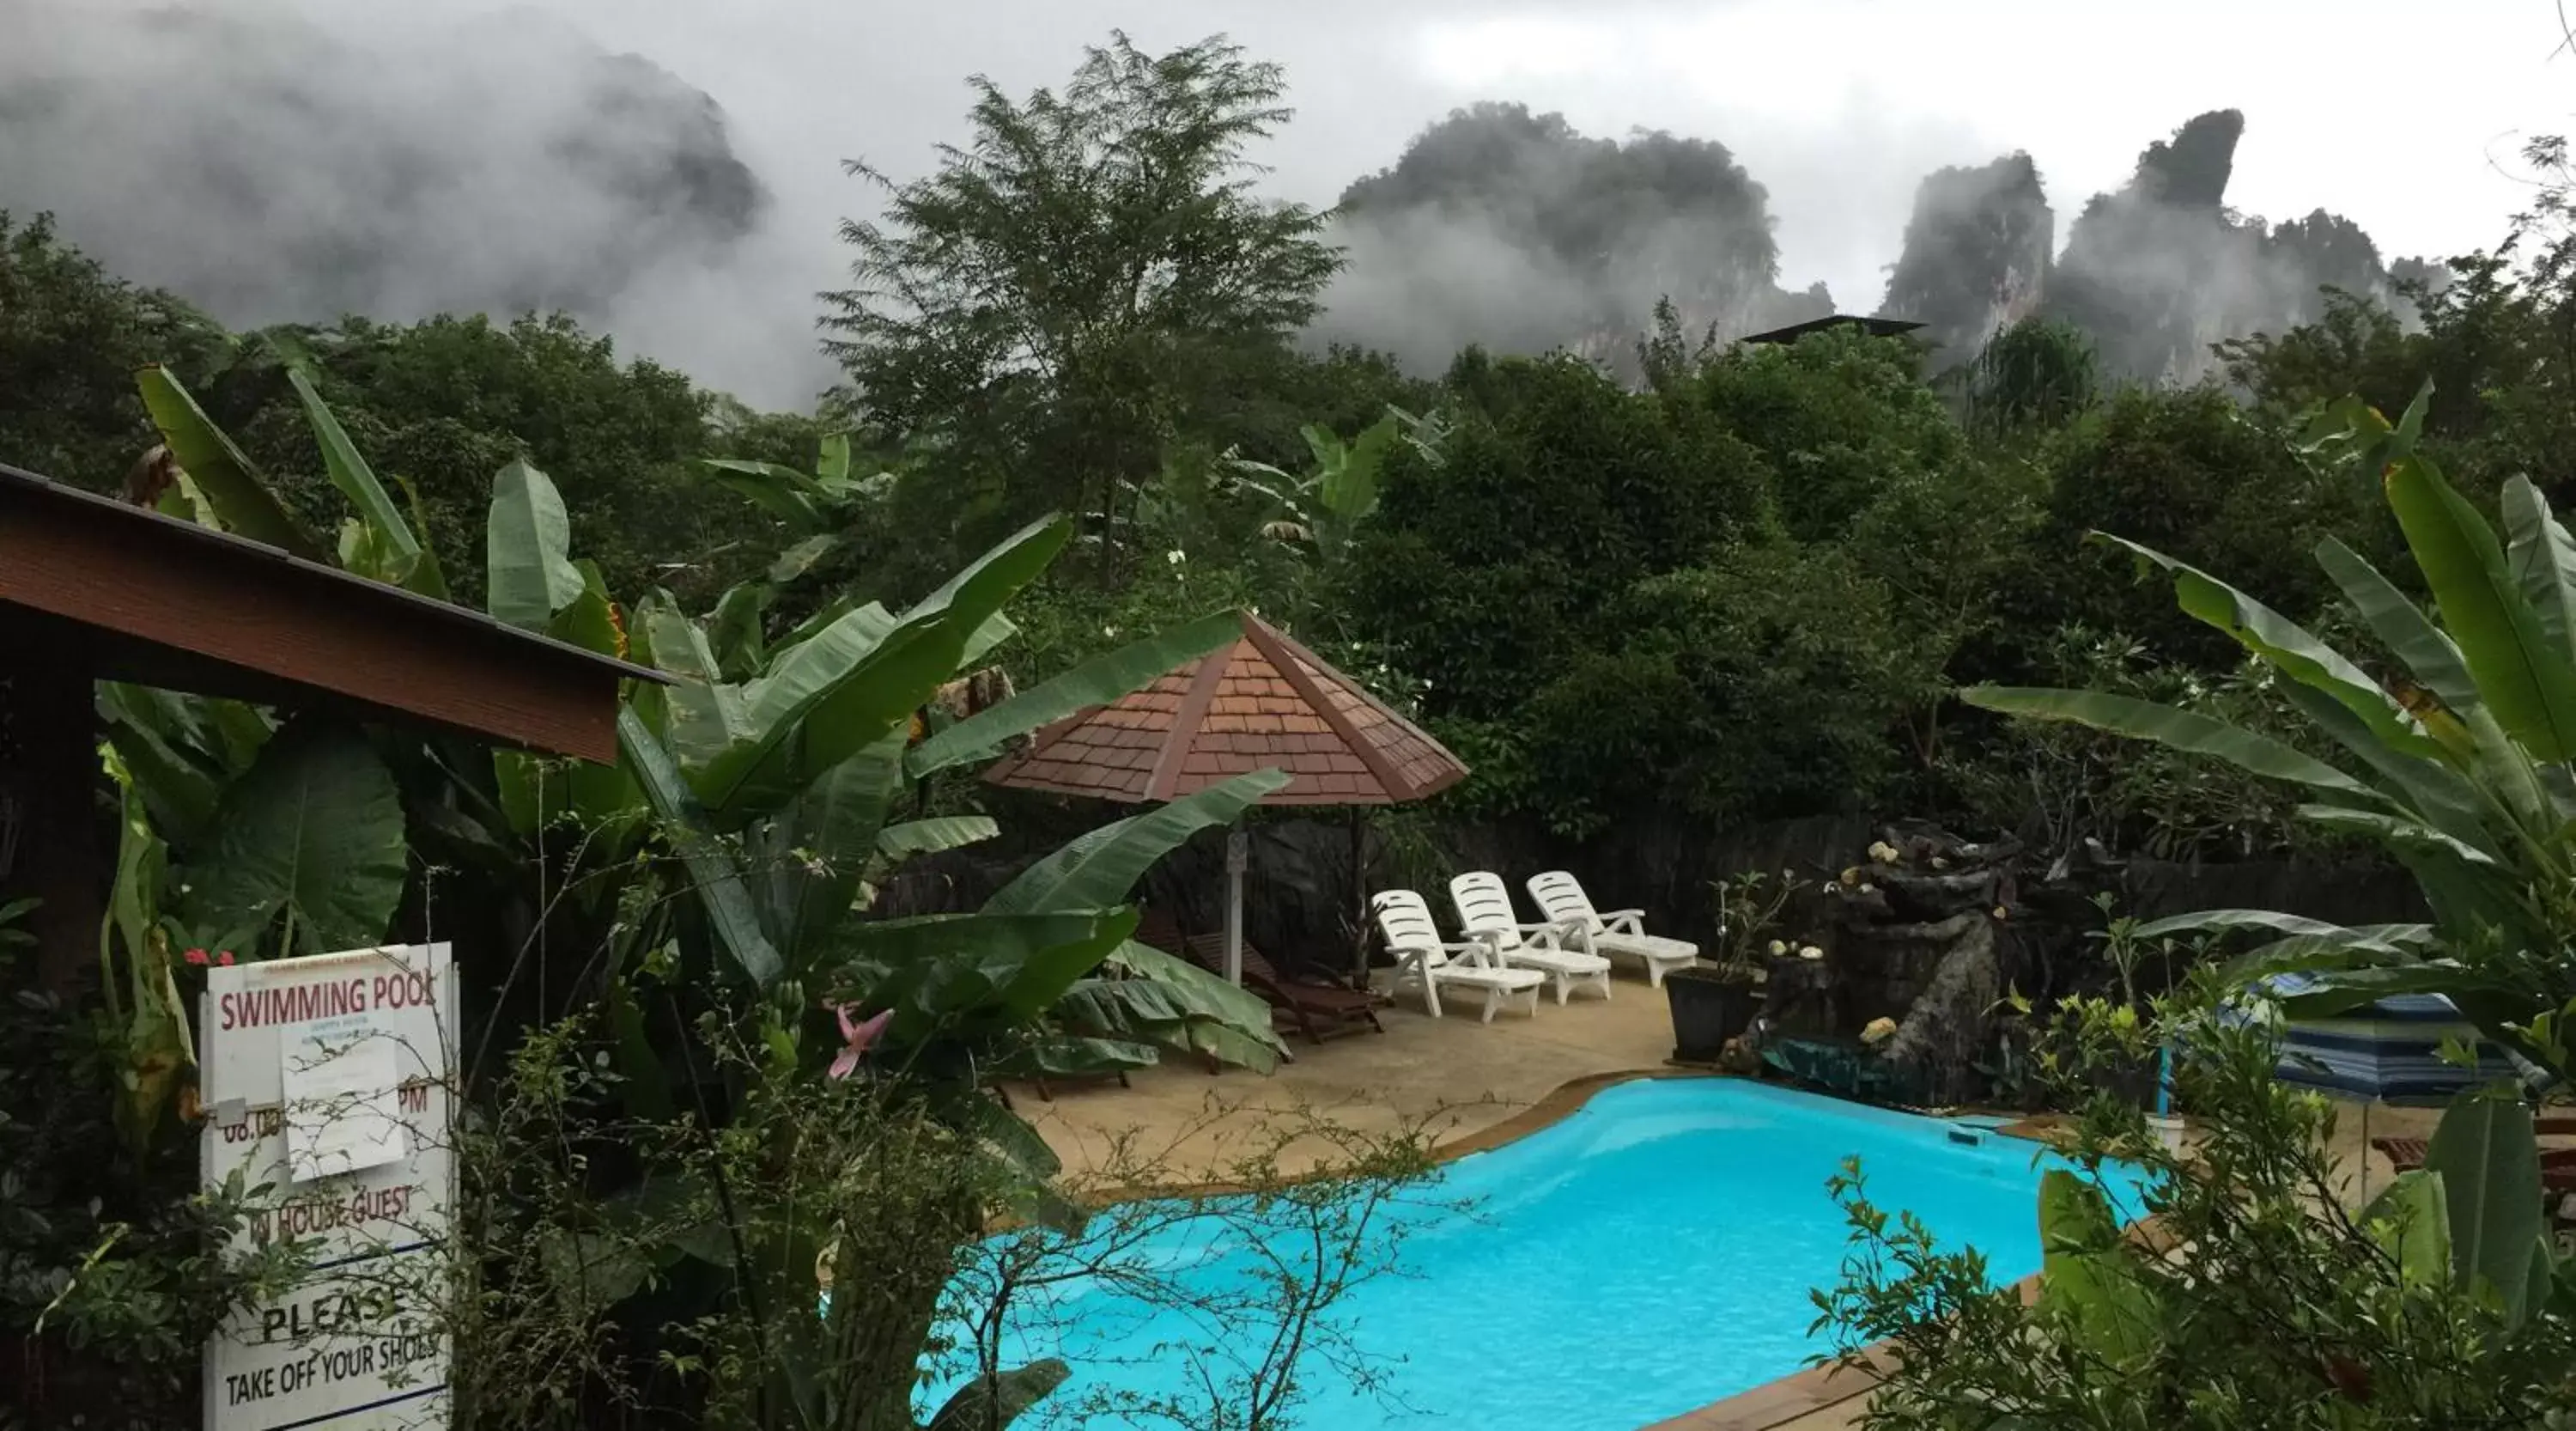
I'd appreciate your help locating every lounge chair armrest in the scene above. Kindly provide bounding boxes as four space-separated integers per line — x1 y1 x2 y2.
1600 908 1647 932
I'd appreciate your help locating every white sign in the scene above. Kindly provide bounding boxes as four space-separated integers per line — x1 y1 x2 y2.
201 944 456 1431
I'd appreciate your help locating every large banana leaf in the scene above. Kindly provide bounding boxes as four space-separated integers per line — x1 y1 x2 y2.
739 602 902 742
2502 475 2576 660
2314 538 2482 716
2035 1169 2160 1368
831 909 1139 1038
187 719 407 958
1050 939 1289 1072
2093 533 2418 750
487 459 586 631
2271 684 2502 860
984 770 1291 916
707 582 770 681
2385 452 2576 761
635 594 753 770
769 533 841 585
750 732 905 971
698 519 1070 819
1961 687 2379 801
99 683 234 840
1101 938 1277 1032
699 458 828 532
2136 907 2422 945
907 609 1246 778
877 817 1000 862
287 367 436 595
2423 1094 2544 1329
135 366 325 562
618 709 784 988
2360 1168 2453 1288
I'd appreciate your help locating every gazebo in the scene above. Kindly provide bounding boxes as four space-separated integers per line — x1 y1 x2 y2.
982 610 1465 985
0 460 659 985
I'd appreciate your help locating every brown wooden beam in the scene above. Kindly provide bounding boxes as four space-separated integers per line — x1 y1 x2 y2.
0 479 630 763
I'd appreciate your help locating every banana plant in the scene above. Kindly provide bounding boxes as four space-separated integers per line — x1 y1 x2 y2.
1221 406 1432 562
1965 385 2576 1081
700 430 893 584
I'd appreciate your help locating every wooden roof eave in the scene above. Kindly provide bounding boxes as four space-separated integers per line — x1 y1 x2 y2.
0 463 665 764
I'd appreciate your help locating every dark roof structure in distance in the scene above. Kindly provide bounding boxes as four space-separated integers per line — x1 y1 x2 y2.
1739 314 1927 346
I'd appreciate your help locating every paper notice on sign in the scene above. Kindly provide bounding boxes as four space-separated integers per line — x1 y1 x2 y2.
281 1034 406 1183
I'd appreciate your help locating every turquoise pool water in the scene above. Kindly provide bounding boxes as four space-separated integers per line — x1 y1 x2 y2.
923 1079 2147 1431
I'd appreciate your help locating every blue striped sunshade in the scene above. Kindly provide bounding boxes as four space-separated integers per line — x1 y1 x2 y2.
2255 972 2522 1105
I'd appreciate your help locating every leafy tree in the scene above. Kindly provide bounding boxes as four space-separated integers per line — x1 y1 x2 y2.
2017 386 2379 669
1527 542 1933 832
1971 389 2576 1075
1350 351 1770 726
1967 316 2099 436
1694 327 1964 544
0 210 227 486
823 31 1340 566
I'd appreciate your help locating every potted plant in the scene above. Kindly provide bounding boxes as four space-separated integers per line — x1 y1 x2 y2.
1668 871 1791 1063
2080 894 2191 1119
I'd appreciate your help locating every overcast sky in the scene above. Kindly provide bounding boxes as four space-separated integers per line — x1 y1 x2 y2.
30 0 2575 402
538 0 2571 295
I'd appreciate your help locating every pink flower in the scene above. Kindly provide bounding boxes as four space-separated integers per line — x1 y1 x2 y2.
183 948 209 967
826 1002 892 1081
216 951 235 967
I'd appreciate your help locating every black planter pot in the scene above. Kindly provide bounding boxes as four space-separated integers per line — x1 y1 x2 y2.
1667 967 1763 1063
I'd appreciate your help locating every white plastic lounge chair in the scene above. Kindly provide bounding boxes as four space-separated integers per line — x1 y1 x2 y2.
1370 890 1545 1022
1525 871 1700 987
1448 872 1613 1005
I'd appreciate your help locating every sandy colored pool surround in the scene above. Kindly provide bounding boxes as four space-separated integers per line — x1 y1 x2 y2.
1007 977 2435 1431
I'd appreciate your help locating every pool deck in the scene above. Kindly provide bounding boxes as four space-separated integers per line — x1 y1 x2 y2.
1010 972 2443 1431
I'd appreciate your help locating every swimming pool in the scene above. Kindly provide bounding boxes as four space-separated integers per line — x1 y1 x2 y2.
922 1078 2147 1431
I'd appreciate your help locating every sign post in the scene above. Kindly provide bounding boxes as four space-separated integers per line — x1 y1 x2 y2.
199 943 456 1431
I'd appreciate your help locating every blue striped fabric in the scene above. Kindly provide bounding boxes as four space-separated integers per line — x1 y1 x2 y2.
2257 973 2519 1104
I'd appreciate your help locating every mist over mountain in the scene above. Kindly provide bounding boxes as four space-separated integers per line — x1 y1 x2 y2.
1314 103 1832 372
1878 110 2411 380
1876 155 2055 361
0 6 2441 403
0 3 772 368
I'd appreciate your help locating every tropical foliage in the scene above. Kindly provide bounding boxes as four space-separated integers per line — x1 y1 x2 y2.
1820 981 2576 1427
1967 387 2576 1079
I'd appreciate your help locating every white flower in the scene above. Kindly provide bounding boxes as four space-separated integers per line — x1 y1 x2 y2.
1166 548 1187 565
1102 625 1120 639
1767 940 1787 956
1799 945 1825 961
1859 883 1876 895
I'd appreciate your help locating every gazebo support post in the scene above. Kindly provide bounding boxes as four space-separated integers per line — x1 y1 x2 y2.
1348 807 1370 991
1223 825 1247 987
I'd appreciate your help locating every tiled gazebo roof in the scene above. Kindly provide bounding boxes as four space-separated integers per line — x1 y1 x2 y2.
982 612 1466 806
